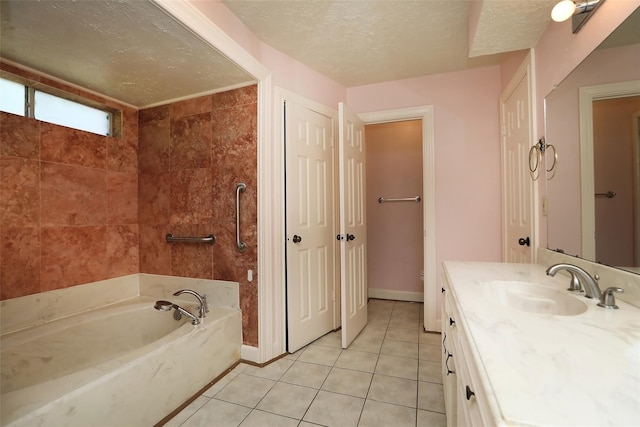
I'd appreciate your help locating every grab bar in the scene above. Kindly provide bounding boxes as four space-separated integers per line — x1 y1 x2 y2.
236 182 247 252
165 234 215 244
595 191 616 198
378 196 421 203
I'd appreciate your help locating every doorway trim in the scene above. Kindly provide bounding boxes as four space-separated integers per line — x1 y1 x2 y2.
578 80 640 260
359 106 437 332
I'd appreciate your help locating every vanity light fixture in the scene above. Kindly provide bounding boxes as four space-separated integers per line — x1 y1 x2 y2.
551 0 605 32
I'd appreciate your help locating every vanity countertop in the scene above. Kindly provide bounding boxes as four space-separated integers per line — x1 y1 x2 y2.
442 261 640 426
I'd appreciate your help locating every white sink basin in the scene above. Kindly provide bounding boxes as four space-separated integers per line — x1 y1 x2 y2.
482 281 588 316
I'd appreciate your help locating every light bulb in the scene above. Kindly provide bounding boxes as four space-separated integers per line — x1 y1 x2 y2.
551 0 577 22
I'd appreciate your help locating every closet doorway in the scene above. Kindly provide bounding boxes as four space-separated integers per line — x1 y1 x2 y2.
359 107 437 332
366 120 424 302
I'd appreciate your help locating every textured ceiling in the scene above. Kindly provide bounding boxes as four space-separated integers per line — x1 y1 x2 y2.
0 0 605 107
0 0 255 108
222 0 557 87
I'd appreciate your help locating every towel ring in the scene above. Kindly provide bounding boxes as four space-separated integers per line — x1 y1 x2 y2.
545 144 558 180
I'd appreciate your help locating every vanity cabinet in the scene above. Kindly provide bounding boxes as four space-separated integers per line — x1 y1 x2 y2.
441 277 494 426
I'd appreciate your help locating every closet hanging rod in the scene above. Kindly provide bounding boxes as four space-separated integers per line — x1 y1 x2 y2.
378 196 421 204
165 234 216 244
595 191 616 199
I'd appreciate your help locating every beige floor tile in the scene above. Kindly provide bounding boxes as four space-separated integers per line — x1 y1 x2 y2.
239 410 299 427
334 349 379 373
367 374 418 408
298 344 342 366
417 409 447 427
368 311 392 326
181 398 251 427
419 343 442 362
388 315 421 330
321 367 373 398
203 369 240 398
385 327 419 343
419 359 442 384
418 381 445 413
280 360 331 389
358 399 417 427
314 330 343 348
241 357 294 381
214 373 275 408
380 339 419 359
375 354 418 380
256 382 318 419
164 395 210 427
283 346 307 360
420 331 442 345
303 390 365 427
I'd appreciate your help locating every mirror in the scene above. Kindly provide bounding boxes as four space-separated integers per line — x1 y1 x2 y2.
545 6 640 274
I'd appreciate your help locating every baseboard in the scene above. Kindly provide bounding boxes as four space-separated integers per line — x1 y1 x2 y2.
368 288 424 302
241 344 260 364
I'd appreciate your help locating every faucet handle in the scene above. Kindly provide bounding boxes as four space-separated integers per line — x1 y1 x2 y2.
597 287 624 309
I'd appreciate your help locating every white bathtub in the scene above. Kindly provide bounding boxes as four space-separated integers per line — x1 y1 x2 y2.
1 294 241 426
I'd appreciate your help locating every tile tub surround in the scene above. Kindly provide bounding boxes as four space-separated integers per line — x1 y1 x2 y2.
443 261 640 426
138 85 259 347
1 274 241 426
0 63 139 300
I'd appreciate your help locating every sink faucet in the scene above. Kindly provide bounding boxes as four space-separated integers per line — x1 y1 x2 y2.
173 289 208 318
546 264 602 299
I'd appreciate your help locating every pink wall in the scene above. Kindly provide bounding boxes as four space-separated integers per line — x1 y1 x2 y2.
366 121 423 294
347 66 503 303
545 43 640 256
593 96 640 266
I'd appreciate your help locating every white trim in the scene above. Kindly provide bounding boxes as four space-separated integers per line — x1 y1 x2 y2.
368 288 424 303
499 51 538 264
241 345 260 364
578 80 640 261
152 0 282 364
359 106 438 332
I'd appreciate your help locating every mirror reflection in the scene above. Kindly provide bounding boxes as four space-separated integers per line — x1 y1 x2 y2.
545 6 640 274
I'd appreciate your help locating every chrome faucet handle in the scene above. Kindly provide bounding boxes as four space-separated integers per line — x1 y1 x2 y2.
202 294 209 313
597 287 624 309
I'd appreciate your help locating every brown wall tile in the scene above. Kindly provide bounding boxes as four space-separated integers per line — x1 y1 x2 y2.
41 122 108 169
107 172 138 224
0 158 40 227
107 224 139 277
170 95 212 118
0 227 40 299
139 172 170 225
169 168 213 225
0 113 40 159
40 226 108 290
139 224 171 275
170 112 212 170
138 118 170 175
41 162 107 226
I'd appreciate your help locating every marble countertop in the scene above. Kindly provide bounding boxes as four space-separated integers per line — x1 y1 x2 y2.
443 261 640 426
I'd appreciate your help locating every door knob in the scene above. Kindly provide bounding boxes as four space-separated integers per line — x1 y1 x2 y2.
346 234 356 241
292 235 302 243
518 237 530 247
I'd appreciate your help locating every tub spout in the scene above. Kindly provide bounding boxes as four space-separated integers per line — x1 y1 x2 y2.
153 300 199 325
173 289 208 319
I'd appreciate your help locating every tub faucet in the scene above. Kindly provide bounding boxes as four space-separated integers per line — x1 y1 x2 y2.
546 263 602 299
173 289 208 318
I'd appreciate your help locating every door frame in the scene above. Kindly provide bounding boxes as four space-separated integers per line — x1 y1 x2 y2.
499 51 537 264
578 80 640 260
359 106 437 332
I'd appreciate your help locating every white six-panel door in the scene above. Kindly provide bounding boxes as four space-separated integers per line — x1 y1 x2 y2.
285 100 337 353
338 102 368 348
501 68 534 263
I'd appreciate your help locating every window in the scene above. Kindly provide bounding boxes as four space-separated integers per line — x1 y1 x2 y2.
0 76 112 136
